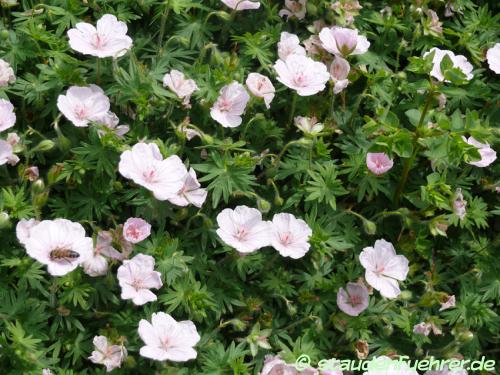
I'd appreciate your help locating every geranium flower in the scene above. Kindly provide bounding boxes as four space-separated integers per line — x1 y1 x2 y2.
117 253 163 305
167 168 207 208
24 166 39 182
0 59 15 86
279 0 307 20
295 116 324 135
68 14 133 58
330 56 350 94
82 231 124 277
463 136 497 167
163 70 198 107
0 99 16 132
319 26 370 56
118 142 186 201
94 111 129 137
123 217 151 244
337 282 369 316
138 312 200 361
453 188 467 220
221 0 260 10
413 322 432 336
57 85 110 127
274 54 330 96
277 32 306 61
363 356 419 375
6 132 20 146
359 239 409 299
216 205 271 253
366 153 394 175
269 213 312 259
0 139 19 166
89 336 127 372
42 370 53 375
486 43 500 74
210 82 250 128
18 219 93 276
439 295 455 311
260 355 319 374
246 73 275 109
424 47 473 81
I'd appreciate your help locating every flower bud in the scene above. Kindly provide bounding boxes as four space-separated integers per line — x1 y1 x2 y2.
33 192 49 207
36 139 55 152
457 330 474 343
257 198 271 213
362 219 377 235
0 29 9 40
0 211 11 229
399 290 413 300
32 179 45 193
47 164 63 185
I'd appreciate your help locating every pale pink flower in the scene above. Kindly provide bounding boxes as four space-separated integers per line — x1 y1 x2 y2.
163 70 198 107
270 213 312 259
319 27 370 56
303 35 323 57
123 217 151 244
279 0 307 20
57 85 110 127
337 282 369 316
6 132 20 146
181 126 201 141
0 59 15 86
359 239 409 299
0 99 16 132
463 136 497 167
117 253 163 305
16 218 40 245
94 111 129 137
453 188 467 220
413 322 432 336
330 56 350 94
118 142 186 200
295 116 324 135
260 355 296 375
138 312 200 361
277 32 306 61
424 47 473 81
274 54 330 96
68 14 132 58
439 295 456 311
0 139 19 166
221 0 260 10
210 82 250 128
24 166 39 182
82 231 124 277
88 335 127 372
426 10 443 35
19 219 93 276
42 370 53 375
363 356 419 375
366 153 394 175
486 43 500 74
216 205 271 254
167 168 207 208
246 73 275 109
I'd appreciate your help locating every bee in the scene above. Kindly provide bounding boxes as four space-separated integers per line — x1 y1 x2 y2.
49 248 80 263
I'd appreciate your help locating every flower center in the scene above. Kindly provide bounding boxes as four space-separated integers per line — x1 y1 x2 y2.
126 226 142 241
131 278 144 291
74 105 88 120
350 294 362 306
218 98 233 112
234 226 248 241
293 72 306 87
375 264 385 274
279 232 293 246
91 33 106 49
161 337 170 351
142 168 158 183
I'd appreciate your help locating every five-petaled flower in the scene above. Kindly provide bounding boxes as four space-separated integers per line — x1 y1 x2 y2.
68 14 133 58
210 81 250 128
117 253 163 305
359 239 409 299
337 282 370 316
138 312 200 361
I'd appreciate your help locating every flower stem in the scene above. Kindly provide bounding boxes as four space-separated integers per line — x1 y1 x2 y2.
394 87 434 204
288 93 297 128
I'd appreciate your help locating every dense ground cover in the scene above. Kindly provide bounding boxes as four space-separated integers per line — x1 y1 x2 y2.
0 0 499 374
